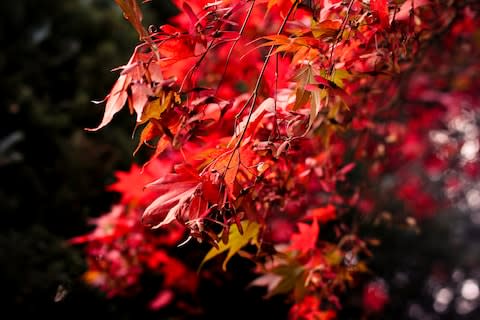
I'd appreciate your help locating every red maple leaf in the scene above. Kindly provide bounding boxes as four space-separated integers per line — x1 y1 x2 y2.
288 219 319 255
370 0 390 29
290 295 336 320
142 163 208 228
363 280 389 313
108 159 171 205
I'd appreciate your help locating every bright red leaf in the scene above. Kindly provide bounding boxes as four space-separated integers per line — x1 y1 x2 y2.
288 219 319 255
142 164 205 228
370 0 390 29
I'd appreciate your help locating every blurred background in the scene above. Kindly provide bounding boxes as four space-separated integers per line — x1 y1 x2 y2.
0 0 178 318
1 0 479 319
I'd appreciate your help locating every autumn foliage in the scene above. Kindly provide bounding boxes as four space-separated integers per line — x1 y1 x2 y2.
72 0 480 318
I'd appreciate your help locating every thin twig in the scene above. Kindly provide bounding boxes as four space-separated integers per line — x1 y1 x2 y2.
221 0 300 183
215 0 257 96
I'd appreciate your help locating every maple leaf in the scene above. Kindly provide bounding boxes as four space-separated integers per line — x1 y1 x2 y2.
211 148 241 194
133 120 163 156
231 97 275 145
288 219 319 255
87 73 130 131
114 0 148 40
142 164 205 228
249 273 284 296
200 220 260 271
108 160 170 205
395 0 430 21
312 75 350 104
267 0 296 16
260 35 318 57
69 205 126 244
87 50 167 131
292 65 315 111
370 0 390 29
311 20 342 41
200 143 258 200
307 205 336 223
290 296 337 320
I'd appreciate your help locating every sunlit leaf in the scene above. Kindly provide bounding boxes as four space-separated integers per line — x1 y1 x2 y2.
114 0 148 39
370 0 390 29
142 164 201 228
288 219 319 255
86 74 129 131
311 19 341 40
200 220 260 271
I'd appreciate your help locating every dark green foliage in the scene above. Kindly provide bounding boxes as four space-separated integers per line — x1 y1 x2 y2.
0 0 158 316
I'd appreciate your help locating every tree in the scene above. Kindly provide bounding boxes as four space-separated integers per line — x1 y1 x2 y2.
74 0 480 319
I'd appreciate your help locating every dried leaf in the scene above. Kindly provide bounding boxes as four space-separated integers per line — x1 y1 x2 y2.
293 86 311 111
87 74 129 131
114 0 148 39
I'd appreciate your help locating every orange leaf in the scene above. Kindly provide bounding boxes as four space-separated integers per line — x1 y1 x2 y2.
267 0 296 16
143 134 171 166
133 120 163 156
212 149 241 194
308 205 336 223
311 19 341 40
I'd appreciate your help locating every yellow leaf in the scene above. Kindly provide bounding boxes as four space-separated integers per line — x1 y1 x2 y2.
139 91 172 123
200 220 260 271
325 248 343 266
331 69 350 88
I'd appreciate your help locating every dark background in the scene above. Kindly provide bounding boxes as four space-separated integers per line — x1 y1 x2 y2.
1 1 479 319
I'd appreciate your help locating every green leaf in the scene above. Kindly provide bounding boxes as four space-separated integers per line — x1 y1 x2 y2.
199 220 260 271
268 264 305 298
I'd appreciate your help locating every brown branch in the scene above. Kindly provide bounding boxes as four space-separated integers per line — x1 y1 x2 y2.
327 0 355 77
215 0 257 96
